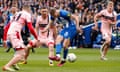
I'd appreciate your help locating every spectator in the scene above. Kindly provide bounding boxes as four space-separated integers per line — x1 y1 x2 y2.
0 10 4 45
0 0 120 48
115 2 120 13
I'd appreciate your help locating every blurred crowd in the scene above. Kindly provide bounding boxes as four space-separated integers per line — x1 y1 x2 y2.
0 0 120 47
0 0 120 25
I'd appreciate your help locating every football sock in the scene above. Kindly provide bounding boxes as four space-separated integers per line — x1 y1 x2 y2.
31 48 35 53
56 54 60 58
6 42 12 52
56 43 62 54
49 60 53 63
63 49 68 60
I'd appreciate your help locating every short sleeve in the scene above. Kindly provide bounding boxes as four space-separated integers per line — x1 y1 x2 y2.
66 12 71 18
98 10 105 16
60 10 71 18
50 16 55 21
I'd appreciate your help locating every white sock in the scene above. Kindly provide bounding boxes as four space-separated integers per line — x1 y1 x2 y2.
49 60 53 63
56 54 60 58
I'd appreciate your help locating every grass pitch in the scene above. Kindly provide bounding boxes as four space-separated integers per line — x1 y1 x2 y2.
0 47 120 72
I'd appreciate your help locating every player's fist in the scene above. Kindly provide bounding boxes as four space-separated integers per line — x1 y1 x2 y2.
92 25 98 31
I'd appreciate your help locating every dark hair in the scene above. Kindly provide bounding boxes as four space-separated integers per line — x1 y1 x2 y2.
41 6 48 9
49 7 56 16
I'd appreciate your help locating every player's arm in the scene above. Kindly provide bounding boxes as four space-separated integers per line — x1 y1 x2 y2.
3 22 11 41
27 22 38 40
94 11 103 30
71 14 80 32
3 22 11 47
26 14 38 40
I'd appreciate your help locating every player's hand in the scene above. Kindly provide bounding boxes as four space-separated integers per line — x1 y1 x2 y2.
76 26 81 33
110 21 116 26
36 39 40 47
93 25 98 31
37 40 40 43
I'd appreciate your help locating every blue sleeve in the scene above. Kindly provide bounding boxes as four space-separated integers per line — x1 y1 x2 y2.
50 16 55 21
59 10 71 19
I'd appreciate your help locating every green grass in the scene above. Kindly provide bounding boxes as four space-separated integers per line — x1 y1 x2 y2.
0 47 120 72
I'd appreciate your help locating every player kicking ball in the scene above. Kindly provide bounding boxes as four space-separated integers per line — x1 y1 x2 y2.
49 8 80 66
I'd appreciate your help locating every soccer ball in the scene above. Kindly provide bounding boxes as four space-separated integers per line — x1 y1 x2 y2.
67 53 77 63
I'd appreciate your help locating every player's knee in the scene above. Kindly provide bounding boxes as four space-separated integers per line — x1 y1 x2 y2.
63 40 69 49
105 38 111 44
48 41 54 46
14 51 25 60
28 40 37 48
63 42 69 49
15 54 23 60
55 39 61 44
55 36 63 44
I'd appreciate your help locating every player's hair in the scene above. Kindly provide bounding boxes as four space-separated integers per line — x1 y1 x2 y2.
107 1 114 6
49 7 56 16
22 4 30 9
10 7 17 14
41 6 48 9
22 0 31 10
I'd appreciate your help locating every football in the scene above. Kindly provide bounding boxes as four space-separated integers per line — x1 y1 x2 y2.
67 53 77 63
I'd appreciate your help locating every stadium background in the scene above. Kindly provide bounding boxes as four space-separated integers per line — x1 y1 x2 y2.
0 0 120 72
0 0 120 48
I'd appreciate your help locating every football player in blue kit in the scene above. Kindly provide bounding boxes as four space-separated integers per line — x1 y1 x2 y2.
48 8 80 66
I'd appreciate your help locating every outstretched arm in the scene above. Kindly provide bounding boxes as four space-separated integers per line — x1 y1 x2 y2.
3 22 11 47
71 14 80 32
3 22 11 41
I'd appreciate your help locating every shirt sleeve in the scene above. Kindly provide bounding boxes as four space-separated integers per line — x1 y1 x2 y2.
50 16 55 21
60 10 71 18
98 10 105 16
3 22 11 41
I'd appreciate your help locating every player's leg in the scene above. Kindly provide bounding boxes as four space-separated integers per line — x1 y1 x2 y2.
57 39 70 66
47 41 54 66
3 49 25 71
49 35 63 61
55 35 63 58
58 26 77 66
5 41 12 52
3 35 25 71
49 29 64 61
23 39 38 64
31 48 35 53
100 33 111 60
19 42 31 64
63 39 70 60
